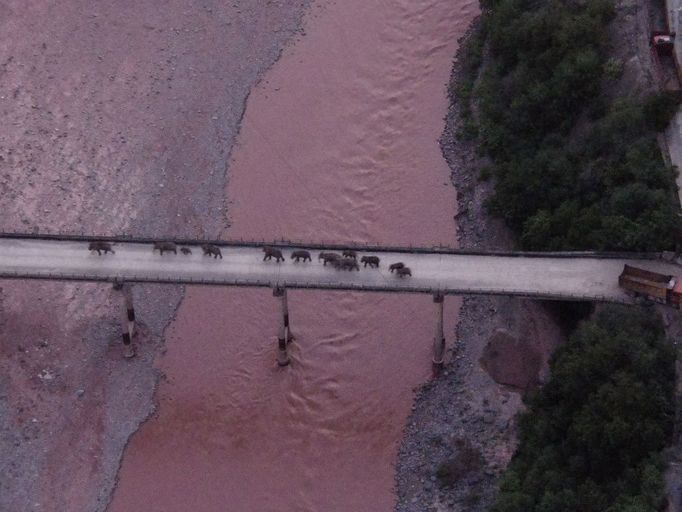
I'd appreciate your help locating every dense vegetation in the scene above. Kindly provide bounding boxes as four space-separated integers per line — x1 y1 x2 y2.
491 306 676 512
452 0 680 509
459 0 680 251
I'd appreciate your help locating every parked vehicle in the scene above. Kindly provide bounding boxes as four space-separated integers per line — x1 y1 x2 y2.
618 264 682 307
650 30 681 94
651 31 675 56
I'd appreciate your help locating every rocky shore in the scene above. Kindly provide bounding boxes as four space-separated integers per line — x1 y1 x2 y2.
393 0 682 507
393 24 567 512
0 3 310 511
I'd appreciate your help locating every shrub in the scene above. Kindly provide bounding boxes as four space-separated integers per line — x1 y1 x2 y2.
603 57 623 80
490 306 675 512
464 0 679 251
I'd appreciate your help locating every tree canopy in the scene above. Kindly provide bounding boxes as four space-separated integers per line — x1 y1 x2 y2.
491 306 675 512
461 0 680 251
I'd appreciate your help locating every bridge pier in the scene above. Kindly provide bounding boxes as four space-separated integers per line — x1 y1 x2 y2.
273 287 292 366
114 281 136 358
432 293 445 368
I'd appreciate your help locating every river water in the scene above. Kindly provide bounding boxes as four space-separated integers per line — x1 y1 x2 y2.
108 0 477 511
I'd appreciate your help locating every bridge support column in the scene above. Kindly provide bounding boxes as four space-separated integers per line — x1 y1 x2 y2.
114 281 136 358
273 287 291 367
432 293 445 369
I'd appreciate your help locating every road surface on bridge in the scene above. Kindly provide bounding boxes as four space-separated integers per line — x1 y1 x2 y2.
0 237 679 303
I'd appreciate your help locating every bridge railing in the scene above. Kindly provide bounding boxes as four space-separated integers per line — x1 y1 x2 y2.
0 267 634 304
0 230 664 260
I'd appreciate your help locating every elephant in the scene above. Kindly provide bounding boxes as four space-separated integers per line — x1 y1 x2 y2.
88 241 115 255
153 242 177 255
389 262 405 273
332 258 359 271
291 250 312 262
396 267 412 278
360 255 380 268
318 252 341 265
262 246 284 262
201 244 223 259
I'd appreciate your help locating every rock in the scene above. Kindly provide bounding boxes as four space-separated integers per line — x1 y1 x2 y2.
662 251 676 262
38 369 55 381
479 329 542 391
75 389 85 398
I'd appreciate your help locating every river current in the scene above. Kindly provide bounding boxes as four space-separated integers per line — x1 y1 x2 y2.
108 0 478 510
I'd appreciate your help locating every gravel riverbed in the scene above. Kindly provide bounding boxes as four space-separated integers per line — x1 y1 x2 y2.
0 3 310 511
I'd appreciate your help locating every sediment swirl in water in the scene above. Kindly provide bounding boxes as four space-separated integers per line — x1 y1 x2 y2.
109 0 478 510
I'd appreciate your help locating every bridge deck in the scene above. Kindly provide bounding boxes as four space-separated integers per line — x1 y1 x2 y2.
0 237 679 302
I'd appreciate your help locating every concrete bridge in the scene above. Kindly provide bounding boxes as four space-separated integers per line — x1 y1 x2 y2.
1 234 680 366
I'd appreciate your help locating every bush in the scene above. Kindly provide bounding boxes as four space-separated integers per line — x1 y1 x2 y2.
464 0 679 251
603 58 623 80
490 306 675 512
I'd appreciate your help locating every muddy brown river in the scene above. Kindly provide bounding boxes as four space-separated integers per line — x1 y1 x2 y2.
108 0 478 510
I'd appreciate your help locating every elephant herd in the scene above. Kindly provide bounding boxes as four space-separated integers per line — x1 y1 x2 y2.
88 241 413 277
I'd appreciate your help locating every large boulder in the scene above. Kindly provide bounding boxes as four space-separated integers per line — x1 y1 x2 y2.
479 329 542 392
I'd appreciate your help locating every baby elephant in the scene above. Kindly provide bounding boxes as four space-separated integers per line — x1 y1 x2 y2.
318 252 341 265
396 267 412 278
389 262 405 273
88 241 115 255
360 255 380 268
333 258 359 271
342 250 357 259
153 241 177 255
180 247 192 255
201 244 223 259
291 250 312 262
262 246 284 262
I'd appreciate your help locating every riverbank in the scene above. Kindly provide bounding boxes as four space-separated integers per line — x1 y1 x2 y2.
394 0 682 508
394 25 567 511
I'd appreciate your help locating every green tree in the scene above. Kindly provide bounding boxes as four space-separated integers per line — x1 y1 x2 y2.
491 306 675 512
460 0 680 251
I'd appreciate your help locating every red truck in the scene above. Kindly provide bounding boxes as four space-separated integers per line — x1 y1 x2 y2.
619 264 682 307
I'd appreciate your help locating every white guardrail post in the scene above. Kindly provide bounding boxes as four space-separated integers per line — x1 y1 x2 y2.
432 293 445 369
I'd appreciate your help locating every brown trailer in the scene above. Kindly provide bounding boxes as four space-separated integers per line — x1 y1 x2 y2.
672 280 682 309
618 264 676 305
